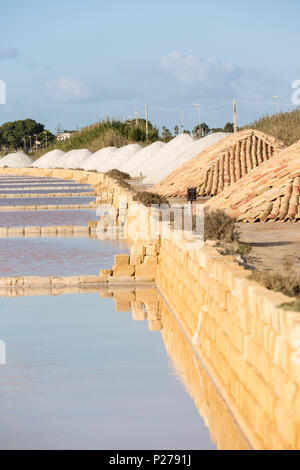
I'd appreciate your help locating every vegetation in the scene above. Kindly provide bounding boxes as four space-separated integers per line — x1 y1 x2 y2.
251 270 300 298
133 191 169 207
106 169 130 181
202 209 237 242
0 119 55 152
29 118 159 159
243 108 300 146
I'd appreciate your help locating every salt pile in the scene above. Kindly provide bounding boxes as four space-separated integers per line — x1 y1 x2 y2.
96 144 142 173
0 152 34 168
32 149 66 168
82 147 118 171
119 141 166 175
144 132 228 184
140 134 195 184
59 149 92 169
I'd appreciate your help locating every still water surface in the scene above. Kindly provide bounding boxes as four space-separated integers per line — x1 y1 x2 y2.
0 291 216 450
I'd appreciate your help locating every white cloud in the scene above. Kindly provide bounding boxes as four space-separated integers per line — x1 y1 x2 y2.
0 47 18 59
44 76 91 103
101 51 243 102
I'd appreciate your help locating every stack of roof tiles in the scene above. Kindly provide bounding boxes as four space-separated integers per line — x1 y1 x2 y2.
152 130 284 197
203 140 300 222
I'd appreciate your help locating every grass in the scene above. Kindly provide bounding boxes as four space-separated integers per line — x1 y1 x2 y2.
251 270 300 298
243 108 300 146
30 119 159 160
133 191 169 207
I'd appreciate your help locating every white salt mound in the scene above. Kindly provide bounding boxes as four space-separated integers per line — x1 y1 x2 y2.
144 132 229 184
141 134 195 184
59 149 92 169
32 149 66 168
0 152 34 168
119 141 166 175
82 147 118 171
98 144 142 173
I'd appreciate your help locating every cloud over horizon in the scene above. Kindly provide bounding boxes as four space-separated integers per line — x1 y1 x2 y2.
44 76 92 103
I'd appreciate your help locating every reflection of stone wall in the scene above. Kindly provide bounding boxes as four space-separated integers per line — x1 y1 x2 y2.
157 228 300 450
160 298 250 450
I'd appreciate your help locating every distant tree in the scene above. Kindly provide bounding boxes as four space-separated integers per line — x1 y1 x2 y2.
0 118 52 150
193 122 210 137
55 123 64 137
174 125 179 136
162 126 172 142
183 130 191 135
224 122 234 133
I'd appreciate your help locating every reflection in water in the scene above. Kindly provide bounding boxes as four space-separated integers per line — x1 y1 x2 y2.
0 285 249 450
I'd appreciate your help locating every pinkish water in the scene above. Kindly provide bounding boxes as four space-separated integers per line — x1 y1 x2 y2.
0 237 128 276
0 196 95 206
0 209 97 227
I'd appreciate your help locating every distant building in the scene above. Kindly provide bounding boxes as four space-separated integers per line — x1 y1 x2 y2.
57 132 74 141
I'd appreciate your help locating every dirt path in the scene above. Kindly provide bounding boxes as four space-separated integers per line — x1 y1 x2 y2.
237 222 300 275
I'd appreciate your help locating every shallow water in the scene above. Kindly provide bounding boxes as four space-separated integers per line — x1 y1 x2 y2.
0 290 216 450
0 237 128 276
0 210 97 227
0 196 95 206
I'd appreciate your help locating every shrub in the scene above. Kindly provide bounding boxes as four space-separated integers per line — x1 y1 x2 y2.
106 169 130 180
201 209 237 242
251 271 300 298
133 191 169 207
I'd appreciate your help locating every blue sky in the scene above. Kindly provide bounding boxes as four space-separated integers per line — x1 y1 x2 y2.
1 0 300 133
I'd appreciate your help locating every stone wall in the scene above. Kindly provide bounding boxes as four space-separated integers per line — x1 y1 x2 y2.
156 224 300 450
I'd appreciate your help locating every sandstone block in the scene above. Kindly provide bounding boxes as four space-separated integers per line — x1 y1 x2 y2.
114 254 129 267
113 265 135 277
135 263 156 280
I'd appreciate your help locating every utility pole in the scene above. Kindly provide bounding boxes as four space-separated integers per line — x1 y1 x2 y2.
179 108 184 133
233 99 237 133
195 103 201 137
34 134 38 152
145 104 149 142
135 106 138 127
273 96 280 114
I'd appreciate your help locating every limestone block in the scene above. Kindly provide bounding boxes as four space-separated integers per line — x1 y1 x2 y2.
108 276 136 284
113 265 135 277
99 269 112 277
114 254 129 267
73 226 89 233
148 319 163 331
88 221 98 228
8 227 24 236
130 244 145 257
41 226 58 234
114 300 131 312
24 226 41 235
143 255 158 265
145 244 158 256
135 263 156 280
80 275 106 285
113 291 135 302
131 301 147 321
130 255 142 266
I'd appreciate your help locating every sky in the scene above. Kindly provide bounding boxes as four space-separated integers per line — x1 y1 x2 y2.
1 0 300 134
